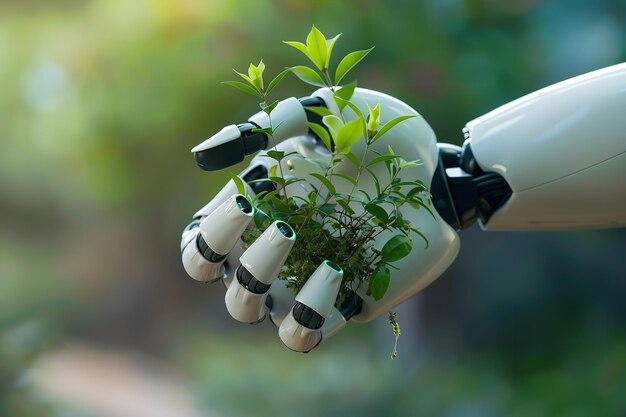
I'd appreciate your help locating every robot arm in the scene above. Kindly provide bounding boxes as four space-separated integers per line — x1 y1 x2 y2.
181 63 626 353
436 62 626 231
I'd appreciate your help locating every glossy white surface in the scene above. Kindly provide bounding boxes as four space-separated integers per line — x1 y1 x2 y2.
199 195 254 255
248 96 309 143
466 63 626 230
294 261 343 318
320 308 347 340
239 221 295 285
224 272 267 324
487 152 626 230
267 280 296 327
278 310 322 352
191 124 240 152
181 231 224 282
182 195 254 282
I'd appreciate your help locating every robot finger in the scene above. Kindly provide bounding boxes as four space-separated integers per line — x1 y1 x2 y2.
181 194 255 282
278 260 344 353
225 220 296 324
191 96 327 171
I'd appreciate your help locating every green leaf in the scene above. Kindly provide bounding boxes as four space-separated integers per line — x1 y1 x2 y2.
335 118 363 154
283 40 310 58
317 203 336 215
409 198 437 220
381 235 413 263
322 115 343 140
229 173 247 195
357 189 372 202
251 127 273 135
336 199 355 215
261 189 282 202
399 160 420 169
266 69 290 95
334 47 374 85
366 154 398 167
364 167 381 195
333 173 358 187
253 209 271 229
410 227 429 248
367 102 381 136
309 172 336 195
306 25 328 71
325 33 341 68
373 115 416 141
288 66 326 87
333 82 356 110
393 208 405 228
262 99 279 115
221 81 261 97
266 150 286 161
369 265 390 301
365 203 389 223
248 60 264 80
343 151 362 169
308 122 332 151
233 69 255 87
391 181 424 189
335 98 367 134
406 186 424 200
269 176 287 188
287 214 307 225
247 60 265 91
304 106 334 117
285 178 305 187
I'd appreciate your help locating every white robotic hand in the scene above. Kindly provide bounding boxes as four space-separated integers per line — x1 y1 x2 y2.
181 87 462 352
182 63 626 352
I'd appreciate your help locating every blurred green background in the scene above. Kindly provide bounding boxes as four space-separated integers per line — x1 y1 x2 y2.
1 0 625 416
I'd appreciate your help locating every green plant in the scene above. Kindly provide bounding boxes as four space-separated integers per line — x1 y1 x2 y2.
224 26 431 358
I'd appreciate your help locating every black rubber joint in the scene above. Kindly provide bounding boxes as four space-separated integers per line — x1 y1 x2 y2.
292 301 325 330
236 265 271 294
196 234 228 263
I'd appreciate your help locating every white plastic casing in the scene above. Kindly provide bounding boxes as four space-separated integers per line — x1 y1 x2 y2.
279 261 344 352
277 312 321 352
239 221 296 285
224 273 267 324
278 308 347 353
248 97 309 143
465 63 626 230
224 221 296 323
294 261 343 318
182 194 254 282
199 195 255 255
191 124 241 153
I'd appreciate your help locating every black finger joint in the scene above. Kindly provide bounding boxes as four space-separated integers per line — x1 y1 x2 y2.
236 265 271 294
196 234 228 263
292 301 325 330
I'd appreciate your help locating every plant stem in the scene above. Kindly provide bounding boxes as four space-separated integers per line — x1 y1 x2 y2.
263 91 289 201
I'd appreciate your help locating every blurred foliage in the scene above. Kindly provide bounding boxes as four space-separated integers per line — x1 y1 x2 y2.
0 0 625 416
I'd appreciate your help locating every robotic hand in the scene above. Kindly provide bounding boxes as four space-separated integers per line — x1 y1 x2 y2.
181 63 626 352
